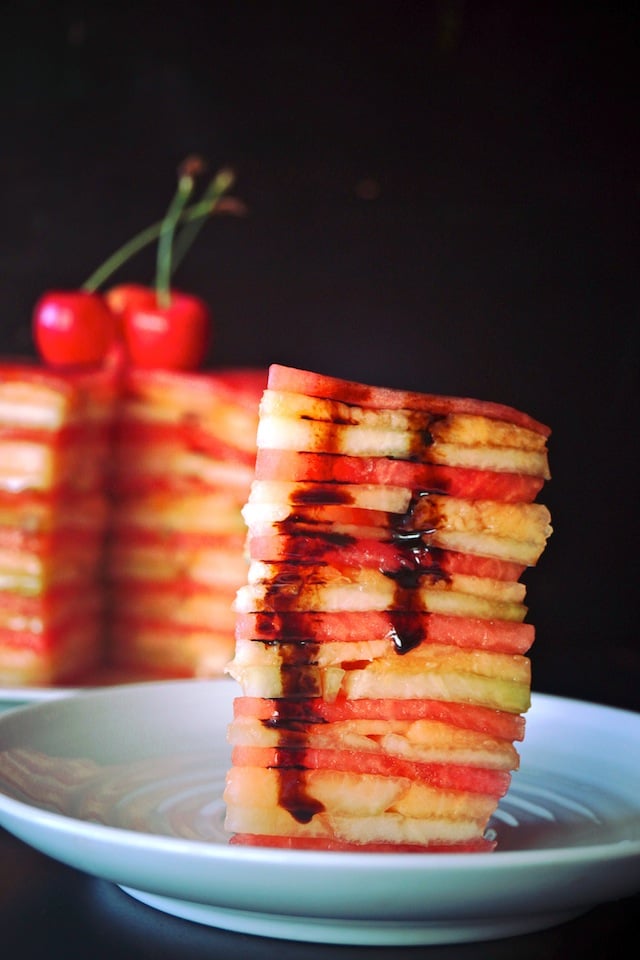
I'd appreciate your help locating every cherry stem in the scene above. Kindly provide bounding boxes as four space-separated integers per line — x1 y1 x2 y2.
80 167 236 294
172 168 235 276
155 166 197 309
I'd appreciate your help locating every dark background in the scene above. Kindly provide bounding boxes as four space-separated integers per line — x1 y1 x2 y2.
1 1 638 710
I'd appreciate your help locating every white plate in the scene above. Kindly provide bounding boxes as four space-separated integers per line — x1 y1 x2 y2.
0 671 166 714
0 684 80 711
0 679 638 946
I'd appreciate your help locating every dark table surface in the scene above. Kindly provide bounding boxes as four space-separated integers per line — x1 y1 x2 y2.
0 825 638 959
1 2 638 955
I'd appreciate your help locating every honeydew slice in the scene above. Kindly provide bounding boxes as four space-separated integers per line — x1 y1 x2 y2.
260 389 548 451
0 493 108 534
118 368 263 458
112 491 247 536
265 364 549 437
108 620 235 677
0 439 110 494
109 584 237 630
224 804 491 847
106 538 247 588
236 572 528 623
226 662 531 713
257 415 550 477
112 443 255 494
224 767 501 820
227 715 520 769
232 638 529 682
245 483 552 564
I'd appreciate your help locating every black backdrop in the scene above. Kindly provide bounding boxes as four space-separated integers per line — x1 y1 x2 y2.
1 1 638 709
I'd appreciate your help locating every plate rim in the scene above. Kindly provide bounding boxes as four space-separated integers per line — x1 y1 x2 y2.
0 681 639 944
0 681 638 868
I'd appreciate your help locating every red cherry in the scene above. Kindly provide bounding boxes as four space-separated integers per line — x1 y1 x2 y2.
33 290 116 368
105 283 157 320
116 288 212 370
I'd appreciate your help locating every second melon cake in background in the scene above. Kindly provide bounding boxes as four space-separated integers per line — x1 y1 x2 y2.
0 361 118 685
225 363 552 851
104 366 266 678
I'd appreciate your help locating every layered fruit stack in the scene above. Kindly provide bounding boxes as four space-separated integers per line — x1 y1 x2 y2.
225 363 552 852
104 367 266 678
0 362 118 685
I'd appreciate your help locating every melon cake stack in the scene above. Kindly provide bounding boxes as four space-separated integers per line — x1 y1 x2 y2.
104 367 266 677
225 363 552 852
0 362 117 685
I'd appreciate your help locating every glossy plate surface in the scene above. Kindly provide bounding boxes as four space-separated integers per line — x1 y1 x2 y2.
0 679 638 946
0 684 80 711
0 670 158 713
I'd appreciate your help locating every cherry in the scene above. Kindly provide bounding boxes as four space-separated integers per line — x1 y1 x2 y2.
104 283 157 320
108 286 211 370
32 160 237 371
33 290 116 368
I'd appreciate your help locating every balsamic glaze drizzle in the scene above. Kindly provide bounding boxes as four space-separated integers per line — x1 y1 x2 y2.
251 414 453 822
256 472 451 821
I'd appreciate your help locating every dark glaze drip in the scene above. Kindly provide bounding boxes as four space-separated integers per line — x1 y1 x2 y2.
301 413 355 426
384 490 449 653
259 454 450 821
259 640 320 666
290 483 353 505
276 768 325 823
261 699 327 725
268 569 304 589
259 489 451 663
271 664 323 698
274 525 356 549
259 709 328 827
256 611 314 642
254 612 281 638
404 412 446 459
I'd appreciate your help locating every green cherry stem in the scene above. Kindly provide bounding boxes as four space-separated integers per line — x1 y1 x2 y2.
80 199 210 293
155 163 199 309
80 165 236 295
171 167 235 276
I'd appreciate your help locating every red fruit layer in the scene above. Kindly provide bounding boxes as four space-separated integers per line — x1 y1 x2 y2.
233 695 525 741
0 491 108 530
229 834 495 852
255 449 544 503
235 611 535 655
108 615 234 636
231 746 512 796
108 578 237 598
107 620 235 677
267 364 550 437
0 359 119 400
249 502 394 530
0 583 87 613
0 526 103 555
248 534 525 582
112 422 258 466
108 527 246 550
0 611 100 652
109 475 241 498
122 366 267 412
0 423 112 445
108 610 236 638
245 503 542 556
